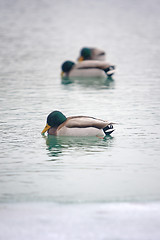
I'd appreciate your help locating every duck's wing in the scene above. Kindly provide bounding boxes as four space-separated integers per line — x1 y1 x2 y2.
74 60 111 70
63 116 110 129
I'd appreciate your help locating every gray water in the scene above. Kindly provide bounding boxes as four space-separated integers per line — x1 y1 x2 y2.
0 0 160 239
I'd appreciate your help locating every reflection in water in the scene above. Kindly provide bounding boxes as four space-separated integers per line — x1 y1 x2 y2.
61 76 115 89
61 77 74 85
44 135 63 158
43 135 114 159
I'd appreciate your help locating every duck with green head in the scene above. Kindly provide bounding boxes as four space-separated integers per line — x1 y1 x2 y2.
41 111 115 137
61 60 115 78
77 47 106 61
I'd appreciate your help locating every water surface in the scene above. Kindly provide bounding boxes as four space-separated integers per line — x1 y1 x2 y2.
0 0 160 239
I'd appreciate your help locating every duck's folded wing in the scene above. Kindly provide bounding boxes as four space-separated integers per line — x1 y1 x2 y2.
75 60 110 70
65 116 110 129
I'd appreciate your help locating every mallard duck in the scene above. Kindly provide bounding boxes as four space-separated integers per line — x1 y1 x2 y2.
77 47 106 61
41 111 115 137
61 60 115 78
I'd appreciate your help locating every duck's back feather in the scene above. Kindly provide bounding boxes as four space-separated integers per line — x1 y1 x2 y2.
91 48 106 61
75 60 110 70
59 116 109 129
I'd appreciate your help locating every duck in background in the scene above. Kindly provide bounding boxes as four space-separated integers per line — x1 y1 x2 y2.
77 47 106 61
61 60 115 78
41 110 115 137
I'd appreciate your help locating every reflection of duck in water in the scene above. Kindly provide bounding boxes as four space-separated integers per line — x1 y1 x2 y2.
77 47 106 61
61 60 115 78
44 135 63 158
61 71 115 89
44 134 114 159
41 111 115 137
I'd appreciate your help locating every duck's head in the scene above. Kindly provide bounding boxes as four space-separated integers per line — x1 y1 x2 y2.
78 47 91 61
61 61 75 77
41 111 67 134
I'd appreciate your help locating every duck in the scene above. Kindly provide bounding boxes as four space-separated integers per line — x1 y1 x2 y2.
41 111 115 137
77 47 106 61
61 60 115 78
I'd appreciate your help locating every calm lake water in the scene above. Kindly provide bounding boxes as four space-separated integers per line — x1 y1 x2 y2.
0 0 160 239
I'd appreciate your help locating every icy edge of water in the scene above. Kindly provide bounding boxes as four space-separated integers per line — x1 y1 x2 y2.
0 202 160 240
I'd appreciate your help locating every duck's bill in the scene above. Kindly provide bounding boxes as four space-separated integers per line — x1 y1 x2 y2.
78 56 84 62
41 123 51 134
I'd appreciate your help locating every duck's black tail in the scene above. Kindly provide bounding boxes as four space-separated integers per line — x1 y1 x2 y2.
103 124 115 135
104 65 115 77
